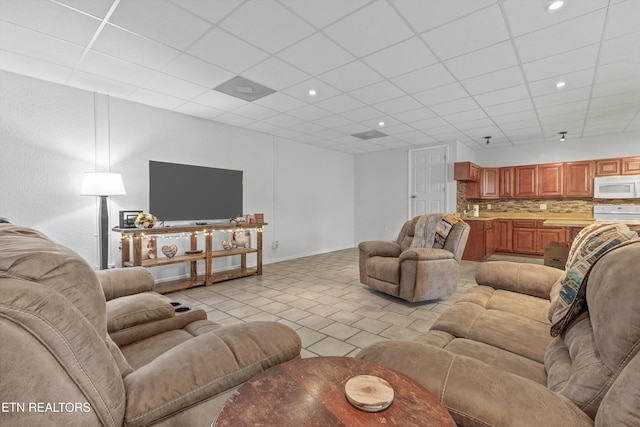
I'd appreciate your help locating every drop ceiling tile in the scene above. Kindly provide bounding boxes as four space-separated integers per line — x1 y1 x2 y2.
445 41 518 80
262 113 304 128
484 99 534 116
362 37 437 78
67 70 136 98
289 121 327 134
502 0 608 37
592 77 640 98
78 50 156 87
455 118 495 131
391 63 455 93
515 10 606 63
278 33 355 75
589 91 640 109
0 21 84 68
349 81 406 105
536 100 589 118
422 4 509 60
324 1 414 57
413 82 468 106
278 0 370 29
605 0 640 39
55 0 114 19
231 103 279 121
498 119 542 131
0 0 100 46
318 61 383 92
341 106 385 123
442 108 487 124
474 84 529 107
533 86 591 109
110 0 211 50
596 58 640 84
392 107 437 123
174 102 224 119
374 96 423 115
461 66 524 95
311 128 347 140
390 0 496 33
282 78 341 102
522 44 599 82
161 54 234 89
127 88 186 110
0 50 73 84
219 0 314 54
287 104 333 121
253 92 307 113
214 112 256 127
492 110 538 125
173 0 244 24
143 73 208 100
244 121 281 134
191 89 247 110
242 57 310 91
528 68 595 97
502 125 543 137
91 24 180 70
410 117 449 130
188 28 269 74
599 32 640 65
379 123 414 135
270 128 303 139
314 114 356 129
314 93 366 113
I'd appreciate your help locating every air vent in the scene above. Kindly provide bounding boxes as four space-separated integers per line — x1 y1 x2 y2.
213 76 275 102
351 130 388 140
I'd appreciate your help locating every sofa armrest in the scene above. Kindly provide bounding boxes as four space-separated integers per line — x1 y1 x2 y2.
358 240 401 258
475 261 564 300
399 248 454 262
96 267 155 301
358 341 593 427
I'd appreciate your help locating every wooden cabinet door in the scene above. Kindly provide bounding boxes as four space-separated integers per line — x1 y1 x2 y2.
495 219 512 253
462 220 486 262
514 165 538 198
499 167 514 198
454 162 481 181
565 161 594 197
538 163 564 197
595 158 621 176
536 228 565 254
622 156 640 175
464 181 481 199
485 220 496 257
512 227 537 254
481 168 499 199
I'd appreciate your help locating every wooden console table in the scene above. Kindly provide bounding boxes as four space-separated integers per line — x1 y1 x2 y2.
113 222 266 294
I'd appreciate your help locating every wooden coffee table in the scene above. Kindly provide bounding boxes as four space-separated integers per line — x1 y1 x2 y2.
213 356 455 426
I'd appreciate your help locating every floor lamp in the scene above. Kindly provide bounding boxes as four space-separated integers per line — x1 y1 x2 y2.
81 172 126 269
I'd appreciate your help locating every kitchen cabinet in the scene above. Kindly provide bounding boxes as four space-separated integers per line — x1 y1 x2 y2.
514 166 538 198
512 220 538 254
454 162 481 182
622 156 640 175
595 158 620 176
538 163 564 197
495 219 512 253
566 227 584 244
499 167 515 198
565 161 594 197
461 220 496 262
536 224 565 254
481 168 499 199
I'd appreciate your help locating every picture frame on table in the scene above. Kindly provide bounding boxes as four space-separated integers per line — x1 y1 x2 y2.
119 210 142 229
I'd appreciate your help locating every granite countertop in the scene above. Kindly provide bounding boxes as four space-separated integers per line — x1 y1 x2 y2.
458 212 595 227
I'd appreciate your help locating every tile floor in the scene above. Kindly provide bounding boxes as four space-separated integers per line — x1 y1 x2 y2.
167 248 485 358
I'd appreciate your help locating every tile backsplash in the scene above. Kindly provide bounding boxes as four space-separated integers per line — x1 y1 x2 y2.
456 182 638 216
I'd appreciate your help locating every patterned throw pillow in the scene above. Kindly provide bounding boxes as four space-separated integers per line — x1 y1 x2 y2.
550 222 638 337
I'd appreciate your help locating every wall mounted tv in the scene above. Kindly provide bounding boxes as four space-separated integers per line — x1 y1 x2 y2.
149 161 243 222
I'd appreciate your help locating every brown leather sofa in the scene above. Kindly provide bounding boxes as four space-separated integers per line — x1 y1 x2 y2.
358 224 640 426
359 214 470 302
0 225 301 426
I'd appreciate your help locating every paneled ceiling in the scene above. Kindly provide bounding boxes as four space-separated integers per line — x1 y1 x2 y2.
1 0 639 154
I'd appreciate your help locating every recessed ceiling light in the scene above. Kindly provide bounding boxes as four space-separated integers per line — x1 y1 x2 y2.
547 1 564 11
308 89 317 96
378 121 385 126
555 81 566 88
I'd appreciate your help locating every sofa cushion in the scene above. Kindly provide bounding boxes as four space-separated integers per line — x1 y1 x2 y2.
106 292 175 333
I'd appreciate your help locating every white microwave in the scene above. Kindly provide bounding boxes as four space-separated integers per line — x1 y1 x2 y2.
594 175 640 199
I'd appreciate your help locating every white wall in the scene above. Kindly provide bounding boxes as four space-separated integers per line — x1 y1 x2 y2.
0 71 355 277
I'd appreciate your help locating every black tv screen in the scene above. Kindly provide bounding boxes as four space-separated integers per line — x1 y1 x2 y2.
149 161 243 222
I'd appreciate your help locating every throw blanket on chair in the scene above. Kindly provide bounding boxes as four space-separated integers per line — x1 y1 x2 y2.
411 214 462 249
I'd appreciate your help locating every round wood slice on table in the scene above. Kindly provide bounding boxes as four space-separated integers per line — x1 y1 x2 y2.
345 375 394 412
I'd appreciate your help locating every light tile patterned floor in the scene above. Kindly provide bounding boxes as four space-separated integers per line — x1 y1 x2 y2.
167 248 481 358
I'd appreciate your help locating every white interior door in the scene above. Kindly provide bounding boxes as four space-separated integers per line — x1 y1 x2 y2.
409 146 447 218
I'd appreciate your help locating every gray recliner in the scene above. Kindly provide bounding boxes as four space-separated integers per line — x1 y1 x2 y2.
358 214 470 302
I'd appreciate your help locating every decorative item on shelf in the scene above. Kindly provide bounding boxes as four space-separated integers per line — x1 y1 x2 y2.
254 213 264 223
144 237 156 260
161 244 178 259
236 215 247 223
119 210 142 229
135 212 157 229
222 240 233 250
232 231 250 248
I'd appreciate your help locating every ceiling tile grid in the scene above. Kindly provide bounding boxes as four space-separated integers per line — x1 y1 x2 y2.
0 0 639 153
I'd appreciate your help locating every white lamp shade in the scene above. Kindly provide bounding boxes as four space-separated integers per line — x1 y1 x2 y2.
81 172 126 196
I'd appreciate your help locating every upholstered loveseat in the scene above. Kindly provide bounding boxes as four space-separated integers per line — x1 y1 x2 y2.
358 223 640 426
0 225 301 426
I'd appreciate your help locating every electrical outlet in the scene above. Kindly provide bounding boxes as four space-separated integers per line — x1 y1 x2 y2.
272 241 279 249
540 203 547 210
487 204 492 210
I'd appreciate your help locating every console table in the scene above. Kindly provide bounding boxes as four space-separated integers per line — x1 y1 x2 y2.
113 223 266 294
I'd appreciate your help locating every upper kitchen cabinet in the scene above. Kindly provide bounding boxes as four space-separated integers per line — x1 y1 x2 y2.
538 163 564 198
622 156 640 175
514 165 538 198
481 168 499 199
454 162 481 182
499 167 515 198
565 161 594 197
595 158 620 176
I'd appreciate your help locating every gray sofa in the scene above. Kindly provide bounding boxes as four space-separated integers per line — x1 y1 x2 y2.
358 223 640 426
0 225 301 426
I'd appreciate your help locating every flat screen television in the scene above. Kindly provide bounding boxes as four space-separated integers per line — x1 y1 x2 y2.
149 161 243 222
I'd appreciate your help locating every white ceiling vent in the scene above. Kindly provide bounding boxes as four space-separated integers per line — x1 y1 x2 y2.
351 130 388 140
213 76 275 102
